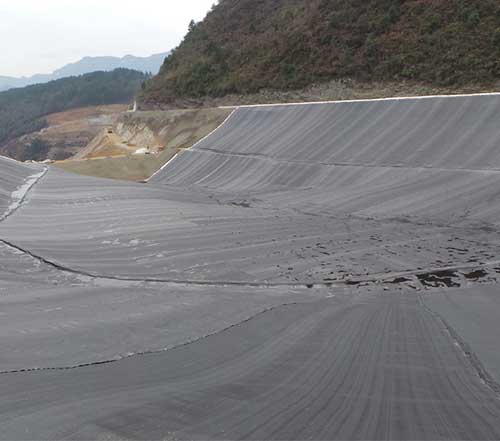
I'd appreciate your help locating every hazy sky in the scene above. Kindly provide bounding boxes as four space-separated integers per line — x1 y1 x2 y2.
0 0 215 77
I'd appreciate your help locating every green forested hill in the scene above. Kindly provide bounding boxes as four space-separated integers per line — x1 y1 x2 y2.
141 0 500 105
0 69 149 147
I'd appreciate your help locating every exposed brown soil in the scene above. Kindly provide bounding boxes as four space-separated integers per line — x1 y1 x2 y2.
55 107 231 181
1 105 128 161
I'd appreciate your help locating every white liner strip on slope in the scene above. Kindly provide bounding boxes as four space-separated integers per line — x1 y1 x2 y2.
224 91 500 108
0 168 47 222
147 108 238 182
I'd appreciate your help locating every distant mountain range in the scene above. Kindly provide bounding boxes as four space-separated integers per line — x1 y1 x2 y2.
0 52 169 92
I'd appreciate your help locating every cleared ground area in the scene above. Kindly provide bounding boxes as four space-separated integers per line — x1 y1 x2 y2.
0 94 499 440
56 108 232 181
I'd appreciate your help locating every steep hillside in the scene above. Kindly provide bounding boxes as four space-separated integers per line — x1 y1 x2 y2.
0 69 148 160
141 0 500 106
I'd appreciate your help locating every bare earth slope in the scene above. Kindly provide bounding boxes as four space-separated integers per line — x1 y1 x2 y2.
1 105 127 161
0 94 500 439
56 108 232 181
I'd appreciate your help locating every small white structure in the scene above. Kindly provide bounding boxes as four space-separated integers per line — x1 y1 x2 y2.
128 101 138 113
132 147 151 155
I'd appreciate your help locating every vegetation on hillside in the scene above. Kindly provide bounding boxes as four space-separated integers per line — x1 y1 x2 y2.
0 69 149 148
141 0 500 105
21 138 51 162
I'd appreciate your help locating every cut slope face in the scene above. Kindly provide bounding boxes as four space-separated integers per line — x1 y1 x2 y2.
56 108 232 181
151 94 500 224
152 95 500 180
217 96 500 170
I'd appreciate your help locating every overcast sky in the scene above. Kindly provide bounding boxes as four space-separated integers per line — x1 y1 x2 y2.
0 0 215 77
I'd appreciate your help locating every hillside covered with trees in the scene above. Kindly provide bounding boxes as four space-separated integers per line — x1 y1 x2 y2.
141 0 500 105
0 69 149 149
